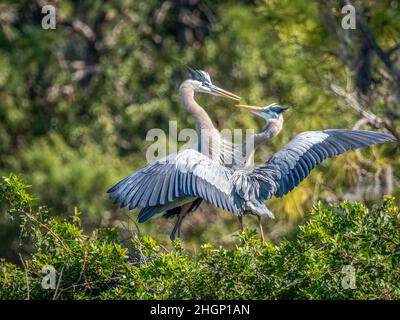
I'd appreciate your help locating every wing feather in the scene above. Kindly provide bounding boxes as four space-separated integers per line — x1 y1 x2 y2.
254 130 395 199
107 149 245 215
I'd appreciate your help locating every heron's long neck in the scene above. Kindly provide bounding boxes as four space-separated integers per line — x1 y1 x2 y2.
179 85 215 131
237 116 283 167
180 83 222 159
253 116 284 148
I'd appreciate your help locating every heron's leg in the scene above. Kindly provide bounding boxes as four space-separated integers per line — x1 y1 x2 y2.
170 214 184 241
173 202 193 240
238 215 244 232
257 216 265 242
177 212 186 238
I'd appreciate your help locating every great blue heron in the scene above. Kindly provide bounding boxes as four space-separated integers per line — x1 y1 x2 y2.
109 66 242 239
108 72 396 241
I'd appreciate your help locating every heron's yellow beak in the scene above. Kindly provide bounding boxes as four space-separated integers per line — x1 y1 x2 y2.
235 104 264 111
212 86 241 101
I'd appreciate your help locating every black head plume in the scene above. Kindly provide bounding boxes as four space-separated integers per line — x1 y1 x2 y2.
185 65 212 84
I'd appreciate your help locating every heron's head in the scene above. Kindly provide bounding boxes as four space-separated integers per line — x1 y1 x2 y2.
183 65 241 101
235 103 288 121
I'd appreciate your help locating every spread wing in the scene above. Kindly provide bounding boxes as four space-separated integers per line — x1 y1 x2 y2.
107 149 249 215
254 130 395 199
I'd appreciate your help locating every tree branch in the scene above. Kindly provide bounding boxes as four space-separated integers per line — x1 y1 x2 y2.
331 83 400 141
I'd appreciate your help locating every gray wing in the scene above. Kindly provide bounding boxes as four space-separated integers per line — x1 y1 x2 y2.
107 149 246 215
254 130 396 199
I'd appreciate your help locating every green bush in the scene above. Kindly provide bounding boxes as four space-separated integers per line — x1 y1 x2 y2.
0 174 399 300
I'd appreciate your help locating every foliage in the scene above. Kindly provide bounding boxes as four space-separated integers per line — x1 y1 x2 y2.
1 174 399 300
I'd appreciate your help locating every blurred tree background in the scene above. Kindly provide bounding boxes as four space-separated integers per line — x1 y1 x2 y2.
0 0 399 263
